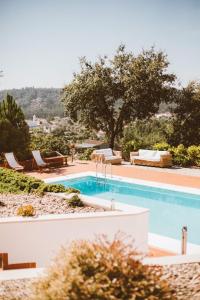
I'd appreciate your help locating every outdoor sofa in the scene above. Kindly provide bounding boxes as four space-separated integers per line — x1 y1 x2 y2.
91 148 122 165
130 149 172 168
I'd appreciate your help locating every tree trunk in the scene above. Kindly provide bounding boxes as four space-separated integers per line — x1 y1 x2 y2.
109 131 115 149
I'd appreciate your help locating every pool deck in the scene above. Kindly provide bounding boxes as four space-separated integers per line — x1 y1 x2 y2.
26 160 200 257
26 160 200 189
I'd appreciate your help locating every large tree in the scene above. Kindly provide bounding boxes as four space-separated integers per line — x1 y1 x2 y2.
169 81 200 146
61 46 175 148
0 94 30 158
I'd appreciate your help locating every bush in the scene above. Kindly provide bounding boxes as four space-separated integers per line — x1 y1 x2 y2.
0 168 68 195
67 195 84 207
170 144 190 167
31 236 175 300
187 145 200 167
79 148 94 160
17 205 35 217
122 140 145 161
121 119 171 160
65 187 80 194
30 132 70 156
153 142 170 151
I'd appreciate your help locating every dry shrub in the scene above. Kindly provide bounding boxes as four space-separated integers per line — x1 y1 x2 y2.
31 235 175 300
17 204 35 217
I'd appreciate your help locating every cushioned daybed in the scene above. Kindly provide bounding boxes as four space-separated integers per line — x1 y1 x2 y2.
130 149 172 168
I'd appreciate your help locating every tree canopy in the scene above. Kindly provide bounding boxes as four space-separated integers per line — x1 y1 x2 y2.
61 45 176 147
169 81 200 146
0 94 30 159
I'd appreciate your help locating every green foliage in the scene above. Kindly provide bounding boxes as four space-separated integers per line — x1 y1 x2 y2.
62 45 175 148
153 142 171 151
65 187 80 194
155 144 200 167
30 132 70 156
170 144 190 167
187 145 200 166
17 205 35 217
0 87 64 119
67 195 84 207
169 82 200 146
122 140 145 161
79 148 94 160
0 168 67 195
31 236 175 300
0 94 30 160
121 119 171 160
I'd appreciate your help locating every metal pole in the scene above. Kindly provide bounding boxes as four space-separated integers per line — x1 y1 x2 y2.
111 199 115 210
95 161 98 179
181 226 187 255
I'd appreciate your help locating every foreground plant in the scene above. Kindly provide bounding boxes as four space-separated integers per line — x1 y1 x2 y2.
17 204 35 217
31 236 175 300
0 168 67 195
67 194 84 207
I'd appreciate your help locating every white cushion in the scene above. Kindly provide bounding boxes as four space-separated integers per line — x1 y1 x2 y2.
95 148 113 157
138 149 169 159
105 156 121 161
138 149 157 158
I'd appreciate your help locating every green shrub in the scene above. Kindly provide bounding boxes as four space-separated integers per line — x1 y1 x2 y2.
31 236 175 300
187 145 200 167
0 168 68 195
170 144 190 167
65 187 80 194
30 132 70 156
122 140 146 161
67 195 84 207
17 205 35 217
153 142 170 151
79 148 94 160
43 183 67 193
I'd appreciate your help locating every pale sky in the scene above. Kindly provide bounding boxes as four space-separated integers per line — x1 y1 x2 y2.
0 0 200 90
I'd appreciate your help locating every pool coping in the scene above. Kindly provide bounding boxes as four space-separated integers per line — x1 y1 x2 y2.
44 171 200 195
44 171 200 254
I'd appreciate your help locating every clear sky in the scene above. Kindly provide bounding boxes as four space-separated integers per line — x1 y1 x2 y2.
0 0 200 90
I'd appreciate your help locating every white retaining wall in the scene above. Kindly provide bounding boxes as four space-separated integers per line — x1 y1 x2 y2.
0 208 148 267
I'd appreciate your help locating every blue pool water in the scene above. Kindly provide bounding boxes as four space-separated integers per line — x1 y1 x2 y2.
55 176 200 244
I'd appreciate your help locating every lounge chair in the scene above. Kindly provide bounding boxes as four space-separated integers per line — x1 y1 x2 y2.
4 152 24 171
32 150 49 170
91 148 122 165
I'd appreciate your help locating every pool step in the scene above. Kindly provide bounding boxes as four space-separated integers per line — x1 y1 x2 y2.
0 253 36 270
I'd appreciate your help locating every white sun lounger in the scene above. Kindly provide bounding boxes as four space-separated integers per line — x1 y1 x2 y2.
4 152 24 171
32 150 48 169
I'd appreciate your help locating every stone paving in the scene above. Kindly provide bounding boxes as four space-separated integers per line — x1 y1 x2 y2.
26 160 200 189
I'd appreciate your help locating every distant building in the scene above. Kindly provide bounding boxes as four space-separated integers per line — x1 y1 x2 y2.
26 115 40 130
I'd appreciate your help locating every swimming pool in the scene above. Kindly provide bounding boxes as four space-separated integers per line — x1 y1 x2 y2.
53 175 200 245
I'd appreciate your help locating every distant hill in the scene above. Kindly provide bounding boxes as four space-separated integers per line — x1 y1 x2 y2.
0 87 64 119
0 87 172 119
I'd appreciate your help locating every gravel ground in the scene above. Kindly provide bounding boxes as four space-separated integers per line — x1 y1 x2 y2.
0 263 200 299
162 263 200 299
0 193 105 217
